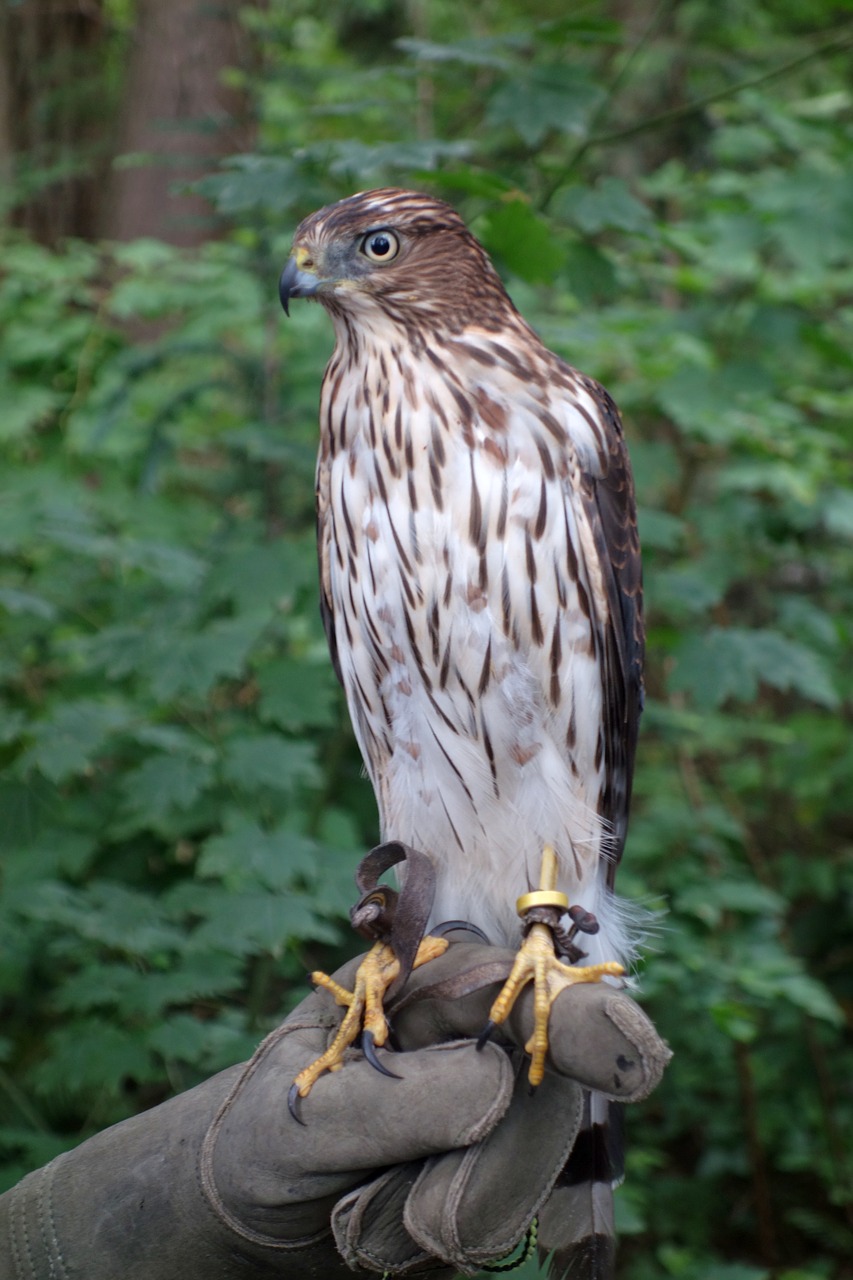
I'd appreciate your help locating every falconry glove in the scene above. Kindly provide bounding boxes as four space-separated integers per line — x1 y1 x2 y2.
0 942 669 1280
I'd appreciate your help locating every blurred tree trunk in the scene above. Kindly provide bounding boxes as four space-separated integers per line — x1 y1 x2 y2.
0 0 108 242
0 3 14 200
102 0 247 245
0 0 251 245
604 0 700 178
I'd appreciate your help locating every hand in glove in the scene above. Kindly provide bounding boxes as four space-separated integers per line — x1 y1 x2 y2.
0 942 670 1279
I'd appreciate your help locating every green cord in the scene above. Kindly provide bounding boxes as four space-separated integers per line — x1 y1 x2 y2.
381 1215 538 1278
483 1215 538 1273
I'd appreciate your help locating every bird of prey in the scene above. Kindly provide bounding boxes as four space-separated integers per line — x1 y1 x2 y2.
279 188 644 1278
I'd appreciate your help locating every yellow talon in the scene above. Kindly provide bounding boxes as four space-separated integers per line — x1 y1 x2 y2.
488 846 624 1087
311 972 359 1006
292 935 449 1101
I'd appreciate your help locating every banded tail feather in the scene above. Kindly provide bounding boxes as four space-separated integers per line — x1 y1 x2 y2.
539 1093 624 1280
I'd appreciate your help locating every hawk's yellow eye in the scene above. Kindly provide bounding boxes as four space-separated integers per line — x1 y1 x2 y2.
361 230 400 263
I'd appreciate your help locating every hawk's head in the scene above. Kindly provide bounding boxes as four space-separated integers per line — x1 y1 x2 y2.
280 188 512 334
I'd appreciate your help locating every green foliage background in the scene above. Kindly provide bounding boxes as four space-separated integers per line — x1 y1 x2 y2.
1 3 851 1277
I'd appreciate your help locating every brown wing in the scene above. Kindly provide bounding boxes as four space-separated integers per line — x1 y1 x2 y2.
578 377 644 884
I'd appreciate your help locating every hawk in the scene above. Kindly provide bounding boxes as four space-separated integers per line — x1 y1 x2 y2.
279 188 644 1279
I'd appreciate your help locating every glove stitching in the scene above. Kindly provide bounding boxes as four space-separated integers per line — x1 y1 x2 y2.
38 1157 69 1279
198 1022 333 1252
442 1147 481 1261
464 1088 582 1265
400 1158 464 1269
8 1178 30 1280
444 1042 514 1146
8 1161 70 1280
405 1083 582 1269
336 1044 513 1275
336 1168 433 1273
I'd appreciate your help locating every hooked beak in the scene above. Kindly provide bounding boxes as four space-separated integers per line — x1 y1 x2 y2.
279 255 320 315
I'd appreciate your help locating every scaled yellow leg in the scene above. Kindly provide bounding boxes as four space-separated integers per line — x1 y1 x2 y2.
487 847 624 1087
293 935 449 1100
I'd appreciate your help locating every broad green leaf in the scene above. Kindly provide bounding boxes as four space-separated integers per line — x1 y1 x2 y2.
194 155 306 217
710 1001 760 1044
486 65 604 146
477 200 566 283
181 885 338 956
675 879 785 926
121 756 214 827
147 615 263 701
2 830 95 886
54 954 242 1016
671 628 839 710
0 588 57 620
0 379 62 440
219 735 320 796
31 1020 157 1099
146 1013 213 1064
197 819 322 890
19 881 185 957
322 140 472 183
636 508 685 551
257 657 338 731
823 487 853 539
552 179 653 235
209 538 317 614
651 567 723 619
18 699 133 783
656 365 774 444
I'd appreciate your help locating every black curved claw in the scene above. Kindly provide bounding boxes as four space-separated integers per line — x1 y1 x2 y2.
430 919 490 943
287 1082 306 1126
362 1030 403 1079
477 1019 498 1051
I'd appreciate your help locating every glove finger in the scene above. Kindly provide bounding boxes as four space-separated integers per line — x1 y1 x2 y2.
391 941 671 1100
331 1053 582 1277
213 1034 515 1230
404 1056 583 1275
291 1038 514 1171
332 1164 454 1277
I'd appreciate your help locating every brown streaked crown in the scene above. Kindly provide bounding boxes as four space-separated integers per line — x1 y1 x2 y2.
291 187 519 335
